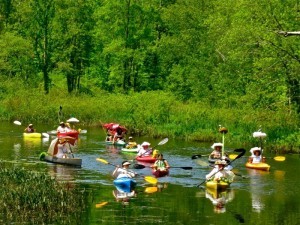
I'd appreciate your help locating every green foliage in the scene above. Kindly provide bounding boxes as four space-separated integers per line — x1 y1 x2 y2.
0 166 86 224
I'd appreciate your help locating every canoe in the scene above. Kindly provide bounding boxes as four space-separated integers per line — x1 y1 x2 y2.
135 155 156 163
206 180 230 190
23 133 42 138
43 155 82 167
113 177 136 193
245 162 270 171
121 147 139 153
152 169 169 178
105 140 126 146
57 131 79 139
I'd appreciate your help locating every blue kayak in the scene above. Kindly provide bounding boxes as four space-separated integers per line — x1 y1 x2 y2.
113 177 136 193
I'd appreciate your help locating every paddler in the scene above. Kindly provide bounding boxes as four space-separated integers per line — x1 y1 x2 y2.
206 160 235 183
151 153 170 172
112 161 136 179
137 142 152 157
24 124 35 133
248 147 266 163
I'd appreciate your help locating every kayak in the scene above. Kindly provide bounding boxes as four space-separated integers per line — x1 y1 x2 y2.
121 147 139 153
105 140 126 146
245 162 270 171
152 169 169 178
23 133 42 138
113 177 136 193
41 154 82 167
206 180 230 190
57 131 79 139
136 155 156 163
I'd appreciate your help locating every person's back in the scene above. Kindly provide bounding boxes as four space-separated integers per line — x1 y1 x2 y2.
24 124 35 133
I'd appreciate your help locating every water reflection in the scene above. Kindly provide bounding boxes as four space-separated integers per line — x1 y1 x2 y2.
247 169 270 212
205 188 234 213
112 189 137 205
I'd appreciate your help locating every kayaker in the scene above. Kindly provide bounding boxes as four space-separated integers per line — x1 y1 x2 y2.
56 138 72 158
248 147 266 163
151 154 170 172
112 161 136 179
137 142 152 157
113 127 125 143
209 143 229 159
24 124 35 133
205 160 235 182
57 122 67 133
126 137 138 149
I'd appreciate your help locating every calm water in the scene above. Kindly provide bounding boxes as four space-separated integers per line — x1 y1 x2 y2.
0 122 299 225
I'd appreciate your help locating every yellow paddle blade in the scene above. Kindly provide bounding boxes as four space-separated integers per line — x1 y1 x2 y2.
95 201 108 208
144 187 158 194
144 176 158 184
229 154 238 160
96 158 109 164
274 156 285 161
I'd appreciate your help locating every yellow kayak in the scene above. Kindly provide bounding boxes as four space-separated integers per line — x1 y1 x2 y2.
245 162 270 171
206 180 229 190
23 133 42 138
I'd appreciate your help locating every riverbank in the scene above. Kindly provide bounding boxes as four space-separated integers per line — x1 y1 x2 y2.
1 88 299 153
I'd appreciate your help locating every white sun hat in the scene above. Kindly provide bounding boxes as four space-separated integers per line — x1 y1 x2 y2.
250 147 262 154
141 142 151 146
211 143 223 149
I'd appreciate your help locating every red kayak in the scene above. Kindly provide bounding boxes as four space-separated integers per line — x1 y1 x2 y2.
57 131 79 139
152 169 169 178
135 156 156 163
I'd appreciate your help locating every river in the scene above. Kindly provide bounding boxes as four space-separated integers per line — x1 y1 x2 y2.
0 122 299 225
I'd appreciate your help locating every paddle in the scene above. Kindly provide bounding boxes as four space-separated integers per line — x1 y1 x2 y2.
229 154 285 162
96 158 158 184
144 187 158 194
134 163 193 170
138 138 169 157
197 148 246 187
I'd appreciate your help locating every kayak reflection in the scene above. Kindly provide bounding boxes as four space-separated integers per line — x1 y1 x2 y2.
112 189 136 205
205 188 234 213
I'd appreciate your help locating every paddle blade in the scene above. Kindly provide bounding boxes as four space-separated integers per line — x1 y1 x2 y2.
158 138 168 146
274 156 285 161
229 154 238 160
234 148 246 159
14 121 21 125
180 167 193 170
191 155 202 159
144 176 158 184
42 133 50 138
95 202 108 208
133 164 146 169
96 158 109 164
144 187 158 194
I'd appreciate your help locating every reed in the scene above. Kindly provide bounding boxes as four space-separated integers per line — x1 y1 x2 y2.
0 166 86 224
0 81 299 151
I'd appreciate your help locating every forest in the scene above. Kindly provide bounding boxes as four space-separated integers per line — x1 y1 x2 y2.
0 0 299 151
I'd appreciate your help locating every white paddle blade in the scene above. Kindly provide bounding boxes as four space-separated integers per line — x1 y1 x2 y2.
14 121 21 125
42 133 50 138
158 138 168 145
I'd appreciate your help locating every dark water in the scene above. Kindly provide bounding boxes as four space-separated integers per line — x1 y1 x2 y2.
0 122 299 225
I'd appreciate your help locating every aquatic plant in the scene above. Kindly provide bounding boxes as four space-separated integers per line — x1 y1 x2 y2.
0 166 86 224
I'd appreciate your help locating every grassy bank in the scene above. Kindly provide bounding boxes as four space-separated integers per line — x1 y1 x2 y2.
1 82 299 152
0 165 87 224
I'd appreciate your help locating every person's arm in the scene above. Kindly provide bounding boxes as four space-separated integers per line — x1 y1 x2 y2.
164 160 170 169
112 167 120 177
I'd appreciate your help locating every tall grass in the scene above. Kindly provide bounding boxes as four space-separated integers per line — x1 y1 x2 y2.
0 165 86 224
0 79 299 152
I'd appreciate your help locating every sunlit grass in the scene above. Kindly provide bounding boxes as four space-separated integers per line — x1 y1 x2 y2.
0 166 86 224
